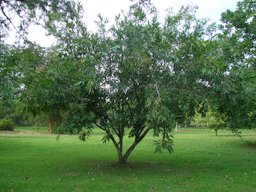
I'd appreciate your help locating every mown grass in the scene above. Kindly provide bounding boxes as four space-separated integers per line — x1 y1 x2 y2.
0 127 256 192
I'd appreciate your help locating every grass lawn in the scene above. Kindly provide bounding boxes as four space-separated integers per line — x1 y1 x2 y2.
0 127 256 192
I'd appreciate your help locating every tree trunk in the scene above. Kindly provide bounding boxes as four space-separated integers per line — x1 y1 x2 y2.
47 116 62 134
117 129 150 164
121 141 139 164
175 122 178 132
215 128 218 136
116 141 138 164
117 143 125 164
48 117 54 133
118 155 127 164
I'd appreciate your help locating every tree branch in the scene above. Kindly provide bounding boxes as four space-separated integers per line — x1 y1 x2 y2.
94 122 106 131
138 128 150 142
0 4 17 30
95 122 120 151
122 128 150 161
107 131 119 150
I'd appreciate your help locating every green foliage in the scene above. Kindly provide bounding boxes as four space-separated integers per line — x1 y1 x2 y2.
213 0 256 129
0 43 29 125
59 3 220 163
0 0 77 41
0 119 15 131
0 43 19 102
154 135 174 153
192 109 227 129
221 0 256 66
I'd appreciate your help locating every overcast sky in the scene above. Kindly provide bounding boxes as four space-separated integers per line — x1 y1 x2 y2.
6 0 240 47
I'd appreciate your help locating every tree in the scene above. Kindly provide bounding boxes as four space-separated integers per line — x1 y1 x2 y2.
1 0 89 132
61 3 174 164
213 0 256 130
0 0 77 41
16 44 91 133
58 3 219 164
221 0 256 68
2 1 228 163
0 43 22 123
192 107 227 136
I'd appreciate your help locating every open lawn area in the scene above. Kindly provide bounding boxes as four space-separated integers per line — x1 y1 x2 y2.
0 128 256 192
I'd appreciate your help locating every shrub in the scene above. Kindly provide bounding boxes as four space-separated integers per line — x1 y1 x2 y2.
0 119 15 131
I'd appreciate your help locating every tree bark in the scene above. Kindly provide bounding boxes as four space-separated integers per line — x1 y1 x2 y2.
48 117 53 133
117 128 150 164
47 116 62 134
117 134 124 164
119 141 139 164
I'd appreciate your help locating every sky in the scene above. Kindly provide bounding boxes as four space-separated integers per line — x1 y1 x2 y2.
6 0 240 47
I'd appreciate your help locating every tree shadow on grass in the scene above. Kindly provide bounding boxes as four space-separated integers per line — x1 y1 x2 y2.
212 134 254 137
108 161 156 170
211 135 237 137
240 140 256 151
73 155 224 177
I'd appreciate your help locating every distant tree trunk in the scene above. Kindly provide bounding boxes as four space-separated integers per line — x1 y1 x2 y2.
215 128 218 136
48 117 54 133
175 122 178 132
47 116 62 133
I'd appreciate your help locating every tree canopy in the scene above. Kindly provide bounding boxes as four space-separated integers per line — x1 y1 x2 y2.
49 3 222 163
214 0 256 129
0 0 79 42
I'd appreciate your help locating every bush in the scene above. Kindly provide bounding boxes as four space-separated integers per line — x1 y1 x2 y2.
0 119 15 131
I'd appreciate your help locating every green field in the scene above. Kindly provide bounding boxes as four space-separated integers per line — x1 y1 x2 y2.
0 128 256 192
